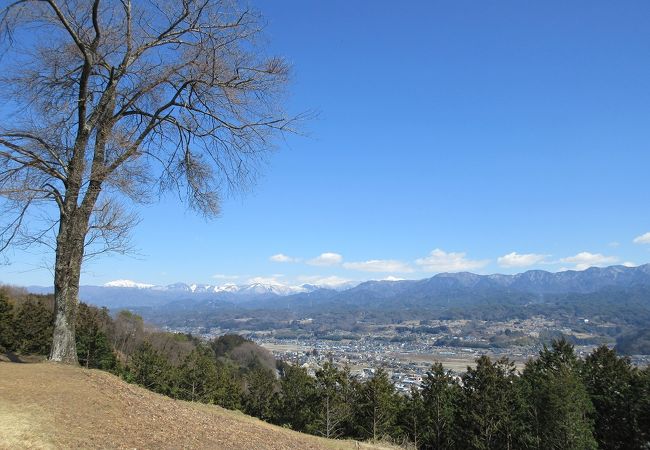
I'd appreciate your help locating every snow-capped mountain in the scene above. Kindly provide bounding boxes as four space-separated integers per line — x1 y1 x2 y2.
64 279 344 309
102 280 329 296
104 279 155 289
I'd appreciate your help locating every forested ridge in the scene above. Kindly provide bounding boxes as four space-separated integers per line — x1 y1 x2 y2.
1 286 649 449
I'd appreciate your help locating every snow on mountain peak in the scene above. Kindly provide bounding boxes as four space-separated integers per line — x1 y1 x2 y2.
104 279 155 289
214 283 240 293
101 279 348 296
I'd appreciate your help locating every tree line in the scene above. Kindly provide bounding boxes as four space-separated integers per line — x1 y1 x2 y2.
1 287 649 449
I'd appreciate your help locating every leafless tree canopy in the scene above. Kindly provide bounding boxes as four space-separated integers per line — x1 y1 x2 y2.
0 0 298 363
0 0 294 258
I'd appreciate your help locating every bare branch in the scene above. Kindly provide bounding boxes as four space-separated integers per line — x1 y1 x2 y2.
44 0 88 58
1 0 299 264
0 198 31 252
83 197 139 260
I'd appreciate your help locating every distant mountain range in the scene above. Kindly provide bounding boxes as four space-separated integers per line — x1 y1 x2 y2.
23 264 650 311
26 278 355 308
345 263 650 299
103 278 328 296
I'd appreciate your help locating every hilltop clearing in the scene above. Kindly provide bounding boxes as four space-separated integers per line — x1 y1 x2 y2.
0 362 383 450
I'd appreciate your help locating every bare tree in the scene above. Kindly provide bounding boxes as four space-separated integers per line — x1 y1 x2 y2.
0 0 297 363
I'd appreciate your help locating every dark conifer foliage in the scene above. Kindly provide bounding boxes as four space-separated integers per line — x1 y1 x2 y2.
243 367 279 421
76 303 117 371
419 363 459 449
177 346 220 403
0 291 15 351
13 298 53 355
352 368 399 441
458 356 528 450
312 360 353 439
583 346 646 449
276 364 319 432
522 339 597 450
636 367 650 446
127 341 175 395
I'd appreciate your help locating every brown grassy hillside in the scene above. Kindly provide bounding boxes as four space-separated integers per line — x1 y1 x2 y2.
0 362 384 450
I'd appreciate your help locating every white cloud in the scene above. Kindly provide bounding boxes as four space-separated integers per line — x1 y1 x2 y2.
211 274 240 280
497 252 548 268
622 261 636 267
343 259 414 273
633 232 650 245
307 252 343 266
415 249 489 273
297 275 353 287
270 253 297 263
248 276 283 285
560 252 618 271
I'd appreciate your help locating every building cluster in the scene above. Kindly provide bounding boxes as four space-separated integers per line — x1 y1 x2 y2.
166 315 650 391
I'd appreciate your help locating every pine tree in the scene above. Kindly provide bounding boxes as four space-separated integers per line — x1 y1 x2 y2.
75 303 117 371
313 361 352 439
458 356 527 450
14 298 53 355
277 364 318 432
128 341 174 395
212 361 243 410
420 362 459 450
397 387 425 449
582 345 642 449
243 367 278 421
522 339 597 450
177 346 220 403
0 292 14 352
633 366 650 448
353 368 399 442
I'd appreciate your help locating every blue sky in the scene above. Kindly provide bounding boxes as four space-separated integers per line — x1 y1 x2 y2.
2 0 650 287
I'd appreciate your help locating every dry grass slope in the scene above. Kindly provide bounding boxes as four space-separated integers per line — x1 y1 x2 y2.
0 362 387 450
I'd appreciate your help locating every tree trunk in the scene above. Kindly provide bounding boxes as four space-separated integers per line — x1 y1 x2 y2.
49 212 87 364
50 269 80 363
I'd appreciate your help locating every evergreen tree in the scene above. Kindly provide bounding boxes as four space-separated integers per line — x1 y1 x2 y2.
338 365 359 439
420 362 459 450
397 387 425 449
0 292 14 351
582 345 642 449
458 356 527 450
14 298 53 355
177 346 221 403
313 361 352 439
212 361 243 410
128 341 174 395
522 339 597 450
634 366 650 448
243 367 278 421
75 303 117 371
175 346 242 409
277 364 318 432
352 368 399 442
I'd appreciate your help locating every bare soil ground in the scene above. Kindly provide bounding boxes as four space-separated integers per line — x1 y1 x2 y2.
0 362 384 450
